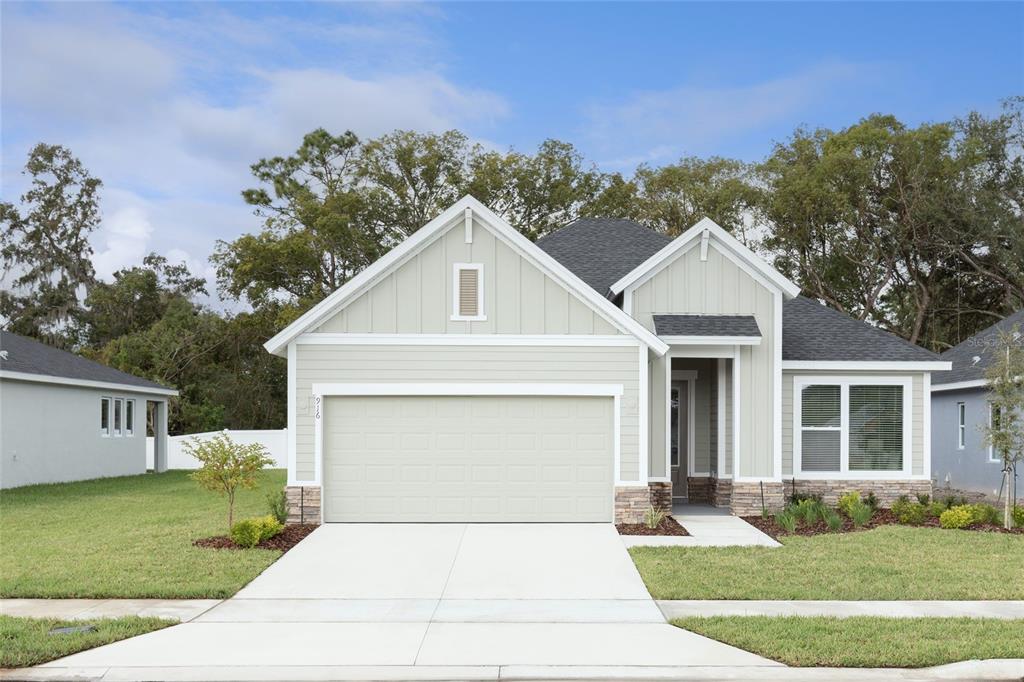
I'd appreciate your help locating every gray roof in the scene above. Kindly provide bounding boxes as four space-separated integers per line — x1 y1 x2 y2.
782 297 941 362
654 314 761 338
0 330 173 392
935 309 1024 385
536 218 671 297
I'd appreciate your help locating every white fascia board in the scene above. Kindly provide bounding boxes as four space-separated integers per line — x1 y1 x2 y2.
0 370 178 396
295 333 642 347
609 217 802 298
264 195 668 357
311 382 625 397
660 335 761 346
931 378 987 392
782 360 952 371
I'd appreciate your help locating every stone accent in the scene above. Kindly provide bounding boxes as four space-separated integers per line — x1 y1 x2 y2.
284 485 321 525
787 479 933 508
649 481 672 513
686 477 711 503
614 486 651 524
730 481 785 516
711 478 732 508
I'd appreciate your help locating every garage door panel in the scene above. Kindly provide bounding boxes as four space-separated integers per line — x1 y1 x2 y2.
322 395 614 522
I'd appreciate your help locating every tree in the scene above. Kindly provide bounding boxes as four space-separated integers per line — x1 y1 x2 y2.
187 432 274 532
982 326 1024 529
0 143 101 347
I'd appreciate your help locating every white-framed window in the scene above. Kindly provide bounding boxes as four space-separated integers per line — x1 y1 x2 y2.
793 376 913 478
957 402 966 449
125 399 135 437
100 397 111 437
451 263 485 321
113 398 123 437
988 403 1002 463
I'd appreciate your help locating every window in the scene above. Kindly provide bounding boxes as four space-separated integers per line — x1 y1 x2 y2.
114 398 123 436
451 263 484 321
989 403 1002 463
125 399 135 437
795 377 910 476
100 397 111 436
957 402 966 449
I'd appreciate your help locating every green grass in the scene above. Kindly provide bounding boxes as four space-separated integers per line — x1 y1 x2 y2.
0 470 287 598
0 615 174 668
631 525 1024 600
674 616 1024 667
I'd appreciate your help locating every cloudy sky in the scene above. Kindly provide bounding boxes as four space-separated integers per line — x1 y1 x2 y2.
2 1 1021 300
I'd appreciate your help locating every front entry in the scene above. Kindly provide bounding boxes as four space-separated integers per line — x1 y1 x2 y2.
670 381 690 501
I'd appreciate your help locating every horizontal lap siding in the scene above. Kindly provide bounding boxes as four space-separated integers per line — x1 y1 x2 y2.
294 344 641 484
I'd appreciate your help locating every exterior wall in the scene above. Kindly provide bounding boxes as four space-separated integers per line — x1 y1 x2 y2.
615 482 672 524
730 481 784 515
315 217 618 336
284 485 321 525
782 370 927 478
0 379 149 489
931 387 1014 497
787 479 932 508
636 239 777 480
292 343 642 485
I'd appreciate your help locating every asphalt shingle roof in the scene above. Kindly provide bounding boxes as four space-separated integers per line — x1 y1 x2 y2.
0 330 172 392
935 309 1024 385
536 218 671 297
654 314 761 338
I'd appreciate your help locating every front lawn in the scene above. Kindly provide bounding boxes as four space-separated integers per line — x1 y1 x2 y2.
0 470 286 598
674 616 1024 667
0 615 174 668
631 525 1024 600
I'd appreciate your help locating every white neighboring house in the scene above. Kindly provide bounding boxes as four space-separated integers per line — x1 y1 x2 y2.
0 330 177 489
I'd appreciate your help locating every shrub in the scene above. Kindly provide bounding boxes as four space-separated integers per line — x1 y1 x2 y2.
793 499 823 525
643 506 667 530
941 494 968 509
916 493 931 506
266 489 288 525
789 491 823 505
822 508 844 531
258 515 283 541
230 515 283 548
187 433 275 533
892 498 927 525
1013 506 1024 528
837 491 862 517
966 503 1000 525
864 491 879 510
775 510 797 533
926 501 947 518
849 501 874 527
940 505 974 530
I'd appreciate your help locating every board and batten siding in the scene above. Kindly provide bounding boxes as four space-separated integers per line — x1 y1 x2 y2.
782 370 927 477
293 344 642 484
314 217 619 336
636 239 777 479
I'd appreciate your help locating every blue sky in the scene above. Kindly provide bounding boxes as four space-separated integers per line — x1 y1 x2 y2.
2 1 1021 293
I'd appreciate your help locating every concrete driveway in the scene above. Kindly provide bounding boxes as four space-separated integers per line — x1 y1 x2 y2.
39 523 779 678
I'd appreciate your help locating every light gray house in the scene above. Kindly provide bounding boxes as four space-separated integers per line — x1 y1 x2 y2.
0 331 177 489
931 309 1024 500
264 196 950 524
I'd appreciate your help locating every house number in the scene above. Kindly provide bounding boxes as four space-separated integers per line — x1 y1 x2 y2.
314 395 321 420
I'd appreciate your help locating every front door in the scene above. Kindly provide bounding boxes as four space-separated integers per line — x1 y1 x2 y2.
670 382 689 500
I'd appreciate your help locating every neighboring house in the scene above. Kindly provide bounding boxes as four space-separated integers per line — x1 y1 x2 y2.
0 331 177 489
930 309 1024 499
264 196 950 524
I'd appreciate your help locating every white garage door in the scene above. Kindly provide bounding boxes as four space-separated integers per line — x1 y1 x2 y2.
322 395 614 522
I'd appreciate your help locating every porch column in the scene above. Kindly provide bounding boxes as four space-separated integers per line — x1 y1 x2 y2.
153 400 169 473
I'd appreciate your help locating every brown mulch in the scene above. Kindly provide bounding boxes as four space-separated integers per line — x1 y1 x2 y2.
616 516 689 536
743 510 1024 541
193 524 318 551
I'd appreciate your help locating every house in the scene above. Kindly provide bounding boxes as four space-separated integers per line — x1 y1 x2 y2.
0 330 177 489
264 196 950 524
930 309 1024 499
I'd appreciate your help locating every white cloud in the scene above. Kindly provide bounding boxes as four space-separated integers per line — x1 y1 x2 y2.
91 201 153 281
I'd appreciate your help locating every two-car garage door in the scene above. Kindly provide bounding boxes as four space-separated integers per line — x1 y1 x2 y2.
321 395 614 522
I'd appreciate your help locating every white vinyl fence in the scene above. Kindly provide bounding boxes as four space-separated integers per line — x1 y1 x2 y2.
147 429 288 470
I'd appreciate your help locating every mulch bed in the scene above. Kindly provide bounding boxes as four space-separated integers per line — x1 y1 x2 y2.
193 524 318 551
743 510 1024 541
616 516 689 536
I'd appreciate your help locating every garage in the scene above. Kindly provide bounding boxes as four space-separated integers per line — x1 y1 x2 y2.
321 394 615 522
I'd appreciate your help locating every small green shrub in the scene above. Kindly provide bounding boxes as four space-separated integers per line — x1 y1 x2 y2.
793 499 823 525
926 501 947 518
848 500 874 527
837 491 862 517
643 506 667 530
257 515 283 541
788 491 823 505
966 503 1000 525
1013 506 1024 528
941 494 968 509
864 491 879 510
775 510 797 533
229 515 283 548
916 493 931 506
892 499 927 525
940 505 974 529
266 489 288 525
822 508 844 531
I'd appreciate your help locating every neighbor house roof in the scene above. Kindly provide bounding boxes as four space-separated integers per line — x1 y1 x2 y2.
0 330 177 395
934 308 1024 386
653 314 761 338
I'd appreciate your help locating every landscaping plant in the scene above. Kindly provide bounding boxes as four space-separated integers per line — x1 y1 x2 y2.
229 515 283 548
837 491 861 517
775 510 797 533
266 489 288 525
1013 506 1024 528
982 326 1024 530
643 505 667 530
848 500 873 527
822 508 843 531
793 499 823 525
940 506 974 529
186 432 275 532
892 498 927 525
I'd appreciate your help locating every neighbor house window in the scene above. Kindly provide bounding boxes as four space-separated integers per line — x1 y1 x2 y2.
100 397 111 436
989 403 1002 463
957 402 966 449
451 263 484 321
795 378 910 476
125 399 135 437
114 398 123 436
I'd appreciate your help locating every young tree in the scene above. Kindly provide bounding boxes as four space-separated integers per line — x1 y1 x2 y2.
982 326 1024 529
187 432 274 532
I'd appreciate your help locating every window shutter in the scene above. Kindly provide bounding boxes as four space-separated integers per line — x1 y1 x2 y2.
801 385 841 471
458 268 479 317
849 385 902 471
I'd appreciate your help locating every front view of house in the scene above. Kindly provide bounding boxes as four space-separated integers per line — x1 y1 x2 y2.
265 197 950 523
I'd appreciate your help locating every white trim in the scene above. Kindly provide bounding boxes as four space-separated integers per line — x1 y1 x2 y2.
773 290 783 481
638 344 649 483
660 335 761 346
685 378 700 478
956 401 966 449
113 397 124 437
783 361 951 371
792 374 915 480
666 345 737 359
125 398 136 437
0 370 178 396
613 394 622 488
610 217 802 298
717 358 726 477
451 262 486 322
732 347 741 480
286 342 299 487
264 195 668 356
294 333 641 347
923 372 932 481
931 378 987 392
100 396 111 437
464 207 473 244
311 382 625 397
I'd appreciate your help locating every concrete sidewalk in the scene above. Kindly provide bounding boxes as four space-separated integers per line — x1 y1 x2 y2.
659 600 1024 620
0 599 220 622
621 504 780 547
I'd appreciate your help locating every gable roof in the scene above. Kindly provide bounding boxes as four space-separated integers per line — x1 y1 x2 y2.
934 308 1024 386
535 218 671 297
264 196 669 356
653 314 761 338
0 330 177 395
